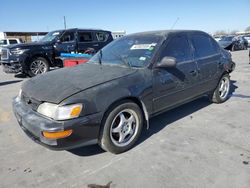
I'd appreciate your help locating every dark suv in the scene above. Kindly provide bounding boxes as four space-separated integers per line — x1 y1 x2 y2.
0 28 113 76
13 30 235 154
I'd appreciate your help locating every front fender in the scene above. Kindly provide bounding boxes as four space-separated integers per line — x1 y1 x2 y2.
61 69 153 122
28 48 54 65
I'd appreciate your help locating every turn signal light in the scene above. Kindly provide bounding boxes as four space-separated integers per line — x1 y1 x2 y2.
42 130 73 139
70 106 82 117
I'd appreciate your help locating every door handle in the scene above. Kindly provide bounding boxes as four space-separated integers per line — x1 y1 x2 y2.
189 70 197 76
93 44 99 47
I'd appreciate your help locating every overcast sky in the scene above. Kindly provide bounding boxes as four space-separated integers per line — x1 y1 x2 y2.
1 0 249 34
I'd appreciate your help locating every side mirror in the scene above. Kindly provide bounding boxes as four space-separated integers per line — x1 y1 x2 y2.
157 56 177 68
55 39 61 44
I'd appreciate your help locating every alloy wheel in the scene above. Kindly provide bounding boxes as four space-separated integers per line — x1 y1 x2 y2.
110 109 139 147
219 76 230 100
30 60 47 75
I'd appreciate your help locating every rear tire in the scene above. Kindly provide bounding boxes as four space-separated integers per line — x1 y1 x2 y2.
210 74 230 103
98 101 143 154
28 57 50 77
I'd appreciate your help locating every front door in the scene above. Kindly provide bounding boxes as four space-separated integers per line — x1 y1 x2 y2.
54 30 77 57
153 34 198 114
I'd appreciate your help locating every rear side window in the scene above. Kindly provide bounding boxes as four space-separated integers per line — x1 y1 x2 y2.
160 35 192 62
9 39 18 44
96 32 108 42
191 34 218 58
60 32 75 42
78 32 93 42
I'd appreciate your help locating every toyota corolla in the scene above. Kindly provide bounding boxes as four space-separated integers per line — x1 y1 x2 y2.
13 30 234 154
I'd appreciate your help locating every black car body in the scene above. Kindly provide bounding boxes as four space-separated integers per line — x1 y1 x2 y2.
244 35 250 47
249 49 250 64
13 30 234 153
218 36 245 51
0 28 113 76
238 36 248 49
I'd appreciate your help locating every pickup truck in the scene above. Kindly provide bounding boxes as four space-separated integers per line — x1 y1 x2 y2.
0 38 22 61
0 28 113 76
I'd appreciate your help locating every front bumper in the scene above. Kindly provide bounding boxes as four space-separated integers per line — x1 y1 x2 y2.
230 61 236 73
1 61 22 73
13 97 102 150
1 54 27 74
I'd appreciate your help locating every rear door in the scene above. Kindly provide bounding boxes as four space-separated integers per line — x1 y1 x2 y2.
153 33 199 113
95 31 113 50
77 31 96 53
189 33 222 93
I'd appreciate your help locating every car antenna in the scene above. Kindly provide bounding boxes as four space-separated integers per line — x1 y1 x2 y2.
170 17 180 30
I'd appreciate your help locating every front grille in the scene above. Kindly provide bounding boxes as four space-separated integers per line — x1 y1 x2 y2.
21 92 42 111
1 48 9 60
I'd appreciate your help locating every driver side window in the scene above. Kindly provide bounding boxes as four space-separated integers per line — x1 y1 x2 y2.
160 35 192 63
60 32 75 43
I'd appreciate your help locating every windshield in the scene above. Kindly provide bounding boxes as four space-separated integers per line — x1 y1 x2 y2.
220 36 234 42
39 31 62 42
0 39 7 45
89 35 163 68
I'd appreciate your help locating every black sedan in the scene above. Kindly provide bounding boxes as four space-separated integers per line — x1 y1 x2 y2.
218 36 246 51
13 30 234 154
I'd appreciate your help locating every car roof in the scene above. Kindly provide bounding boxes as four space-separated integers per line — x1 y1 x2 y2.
0 38 18 41
126 30 209 38
51 28 111 33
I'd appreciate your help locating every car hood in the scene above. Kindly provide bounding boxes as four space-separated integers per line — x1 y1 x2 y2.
8 41 52 49
22 63 137 104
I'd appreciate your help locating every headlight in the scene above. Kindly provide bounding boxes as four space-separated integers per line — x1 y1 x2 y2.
18 89 22 98
37 103 83 120
15 89 22 102
10 49 29 55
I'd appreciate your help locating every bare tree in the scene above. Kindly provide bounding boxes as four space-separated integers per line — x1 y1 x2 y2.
229 30 239 35
214 30 227 36
245 26 250 32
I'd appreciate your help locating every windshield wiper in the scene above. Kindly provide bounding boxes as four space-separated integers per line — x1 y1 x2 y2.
110 51 132 68
120 55 132 68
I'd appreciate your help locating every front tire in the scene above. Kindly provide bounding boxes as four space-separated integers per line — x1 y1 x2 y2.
210 74 230 103
28 57 50 77
99 101 143 154
231 45 236 51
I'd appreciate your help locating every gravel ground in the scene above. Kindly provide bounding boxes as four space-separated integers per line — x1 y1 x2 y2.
0 50 249 188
